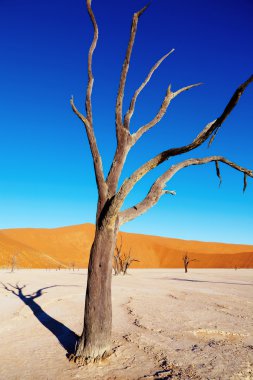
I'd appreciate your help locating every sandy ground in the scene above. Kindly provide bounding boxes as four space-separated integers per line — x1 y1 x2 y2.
0 269 252 380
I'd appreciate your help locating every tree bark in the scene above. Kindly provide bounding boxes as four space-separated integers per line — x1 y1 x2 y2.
74 220 118 363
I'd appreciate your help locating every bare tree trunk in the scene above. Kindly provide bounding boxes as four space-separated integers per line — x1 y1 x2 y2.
184 263 188 273
74 219 118 363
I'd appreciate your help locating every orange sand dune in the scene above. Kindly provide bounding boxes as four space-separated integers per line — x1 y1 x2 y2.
0 224 252 268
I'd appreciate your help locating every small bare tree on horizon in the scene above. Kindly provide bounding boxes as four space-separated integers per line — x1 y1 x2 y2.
68 0 253 365
10 254 17 273
71 262 76 271
0 253 4 269
182 254 197 273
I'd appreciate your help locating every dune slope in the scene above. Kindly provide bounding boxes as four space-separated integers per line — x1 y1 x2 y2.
0 224 252 268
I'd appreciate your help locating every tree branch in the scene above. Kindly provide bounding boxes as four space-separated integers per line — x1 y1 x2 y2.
106 4 150 195
106 81 201 195
132 82 202 144
109 75 252 212
86 0 98 123
71 97 106 197
119 156 253 225
71 96 90 128
71 1 107 198
207 74 253 146
107 75 201 195
115 4 150 136
124 49 175 129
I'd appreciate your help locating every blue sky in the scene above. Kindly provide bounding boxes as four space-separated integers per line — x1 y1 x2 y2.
0 0 252 244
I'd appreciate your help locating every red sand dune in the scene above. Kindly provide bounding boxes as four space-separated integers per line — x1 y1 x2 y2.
0 223 252 268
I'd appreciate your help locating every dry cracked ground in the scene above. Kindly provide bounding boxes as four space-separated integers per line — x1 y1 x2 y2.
0 269 252 380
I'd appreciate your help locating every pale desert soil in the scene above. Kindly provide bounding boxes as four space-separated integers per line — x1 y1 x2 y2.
0 269 252 380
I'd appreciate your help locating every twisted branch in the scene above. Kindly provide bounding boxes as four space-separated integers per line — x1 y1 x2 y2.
86 0 98 123
119 156 253 225
115 4 150 135
124 49 175 129
207 75 253 146
106 4 150 194
71 1 106 198
109 74 253 212
132 82 202 143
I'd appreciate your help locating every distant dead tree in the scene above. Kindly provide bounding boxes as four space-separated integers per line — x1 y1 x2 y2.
182 254 197 273
10 254 17 273
69 0 253 364
113 238 123 276
0 253 4 269
122 249 139 275
70 262 76 271
113 237 139 275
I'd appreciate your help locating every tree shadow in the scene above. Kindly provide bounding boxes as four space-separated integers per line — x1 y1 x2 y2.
169 278 252 286
1 282 79 354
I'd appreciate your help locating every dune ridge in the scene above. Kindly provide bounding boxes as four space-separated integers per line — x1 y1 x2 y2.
0 223 252 268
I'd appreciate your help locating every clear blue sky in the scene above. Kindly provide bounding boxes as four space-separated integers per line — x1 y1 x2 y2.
0 0 252 244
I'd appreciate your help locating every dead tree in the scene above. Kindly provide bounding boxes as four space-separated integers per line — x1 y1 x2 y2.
0 253 4 269
113 237 123 275
70 262 76 271
121 249 139 275
10 255 17 273
182 254 197 273
113 238 139 275
69 0 253 364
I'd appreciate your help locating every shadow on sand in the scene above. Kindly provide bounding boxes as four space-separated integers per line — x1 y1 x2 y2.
1 282 79 354
169 278 252 286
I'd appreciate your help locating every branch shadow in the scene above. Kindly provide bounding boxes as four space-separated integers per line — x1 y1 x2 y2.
168 278 253 286
1 282 79 354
